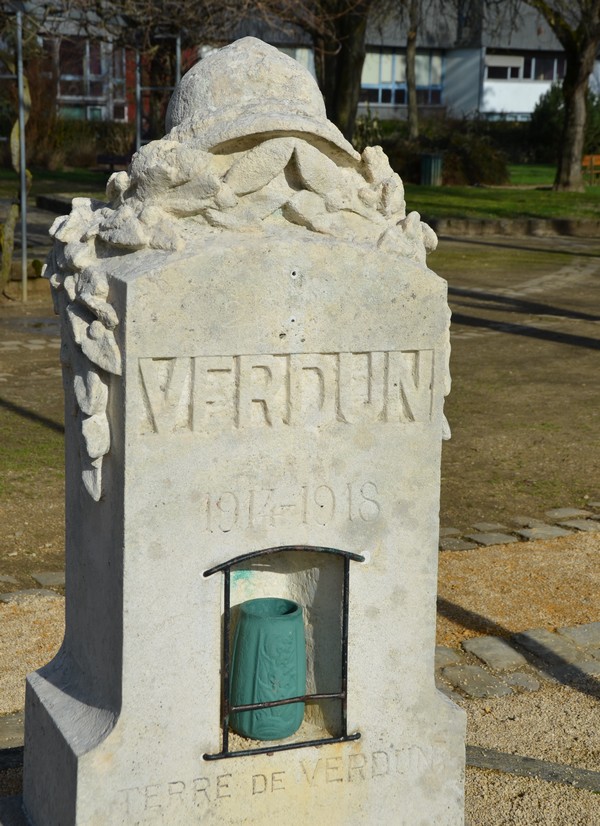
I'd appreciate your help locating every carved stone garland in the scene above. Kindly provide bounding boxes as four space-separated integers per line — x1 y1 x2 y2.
45 130 439 501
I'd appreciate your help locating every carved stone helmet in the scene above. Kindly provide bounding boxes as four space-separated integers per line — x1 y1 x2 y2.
165 37 360 162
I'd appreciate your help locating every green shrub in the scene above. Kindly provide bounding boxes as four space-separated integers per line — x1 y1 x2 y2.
528 84 564 163
23 119 135 170
529 84 600 163
383 118 509 186
446 130 509 185
352 106 383 153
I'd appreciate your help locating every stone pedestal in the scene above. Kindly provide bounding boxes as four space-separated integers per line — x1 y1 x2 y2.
24 37 465 826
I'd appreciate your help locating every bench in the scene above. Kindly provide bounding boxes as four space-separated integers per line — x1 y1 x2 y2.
96 153 130 172
582 154 600 184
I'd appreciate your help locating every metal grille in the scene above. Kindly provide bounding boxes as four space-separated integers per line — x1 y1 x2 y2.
203 545 364 760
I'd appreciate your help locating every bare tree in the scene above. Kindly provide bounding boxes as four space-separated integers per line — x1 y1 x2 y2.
252 0 376 140
521 0 600 191
405 0 420 140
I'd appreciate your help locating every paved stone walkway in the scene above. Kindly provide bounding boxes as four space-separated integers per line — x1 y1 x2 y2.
439 504 600 551
436 621 600 701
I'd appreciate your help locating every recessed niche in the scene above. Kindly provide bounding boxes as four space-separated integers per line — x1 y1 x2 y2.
203 546 364 760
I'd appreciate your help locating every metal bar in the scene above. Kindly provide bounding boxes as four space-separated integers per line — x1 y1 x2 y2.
204 545 365 578
341 556 350 737
204 732 361 761
16 10 27 303
135 50 142 152
221 568 230 756
230 691 344 714
175 35 181 84
138 85 175 92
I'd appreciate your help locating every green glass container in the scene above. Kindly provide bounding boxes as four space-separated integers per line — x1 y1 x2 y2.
229 597 306 740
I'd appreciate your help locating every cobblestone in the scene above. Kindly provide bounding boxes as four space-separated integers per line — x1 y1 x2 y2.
464 532 518 546
30 572 65 588
470 522 508 532
557 519 600 532
504 672 541 692
435 645 467 668
0 716 23 750
557 622 600 649
439 537 478 551
514 525 572 541
512 627 593 667
462 636 528 671
438 502 600 550
509 516 547 528
0 590 61 604
544 507 593 520
433 621 600 700
442 665 513 699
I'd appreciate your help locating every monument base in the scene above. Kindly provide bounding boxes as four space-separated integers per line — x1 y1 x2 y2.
25 670 464 825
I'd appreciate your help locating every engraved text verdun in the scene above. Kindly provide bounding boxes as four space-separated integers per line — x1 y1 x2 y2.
139 350 434 434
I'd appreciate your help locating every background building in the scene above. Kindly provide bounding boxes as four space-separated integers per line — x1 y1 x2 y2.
359 3 599 122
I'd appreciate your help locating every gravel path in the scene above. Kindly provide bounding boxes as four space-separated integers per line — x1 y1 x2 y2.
1 533 599 822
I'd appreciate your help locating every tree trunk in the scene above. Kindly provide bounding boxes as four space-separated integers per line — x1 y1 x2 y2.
523 1 600 192
148 46 176 139
406 0 420 141
0 201 19 297
316 2 371 141
554 39 597 192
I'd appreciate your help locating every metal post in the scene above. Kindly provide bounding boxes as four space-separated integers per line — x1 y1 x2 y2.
135 49 142 152
175 34 181 84
16 9 27 302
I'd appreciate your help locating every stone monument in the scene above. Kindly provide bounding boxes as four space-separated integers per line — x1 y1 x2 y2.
24 37 465 825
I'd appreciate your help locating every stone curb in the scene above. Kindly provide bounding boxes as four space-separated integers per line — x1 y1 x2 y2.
425 215 600 239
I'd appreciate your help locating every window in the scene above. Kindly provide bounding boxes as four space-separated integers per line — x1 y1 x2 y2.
276 46 316 77
487 65 510 79
55 37 128 121
486 52 567 82
534 57 555 80
59 38 85 77
360 49 444 107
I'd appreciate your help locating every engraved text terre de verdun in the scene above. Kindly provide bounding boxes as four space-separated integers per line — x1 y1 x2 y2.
139 350 434 434
115 745 441 817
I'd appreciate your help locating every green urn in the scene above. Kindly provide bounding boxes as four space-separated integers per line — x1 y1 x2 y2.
229 598 306 740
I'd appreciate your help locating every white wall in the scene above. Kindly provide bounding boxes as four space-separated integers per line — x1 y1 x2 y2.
481 80 552 116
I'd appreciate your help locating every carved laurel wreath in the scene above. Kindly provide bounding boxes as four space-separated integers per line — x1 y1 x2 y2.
45 133 438 500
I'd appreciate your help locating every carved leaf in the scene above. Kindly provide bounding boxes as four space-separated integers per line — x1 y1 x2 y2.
66 302 93 346
293 143 341 196
82 321 122 376
73 368 108 417
282 190 330 233
98 204 150 250
81 457 103 502
224 138 295 195
81 413 110 459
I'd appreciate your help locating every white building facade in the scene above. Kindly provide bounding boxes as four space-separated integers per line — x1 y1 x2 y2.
358 2 599 122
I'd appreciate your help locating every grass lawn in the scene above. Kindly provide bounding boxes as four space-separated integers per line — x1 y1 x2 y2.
1 163 599 223
507 164 556 186
406 180 600 221
0 166 108 201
